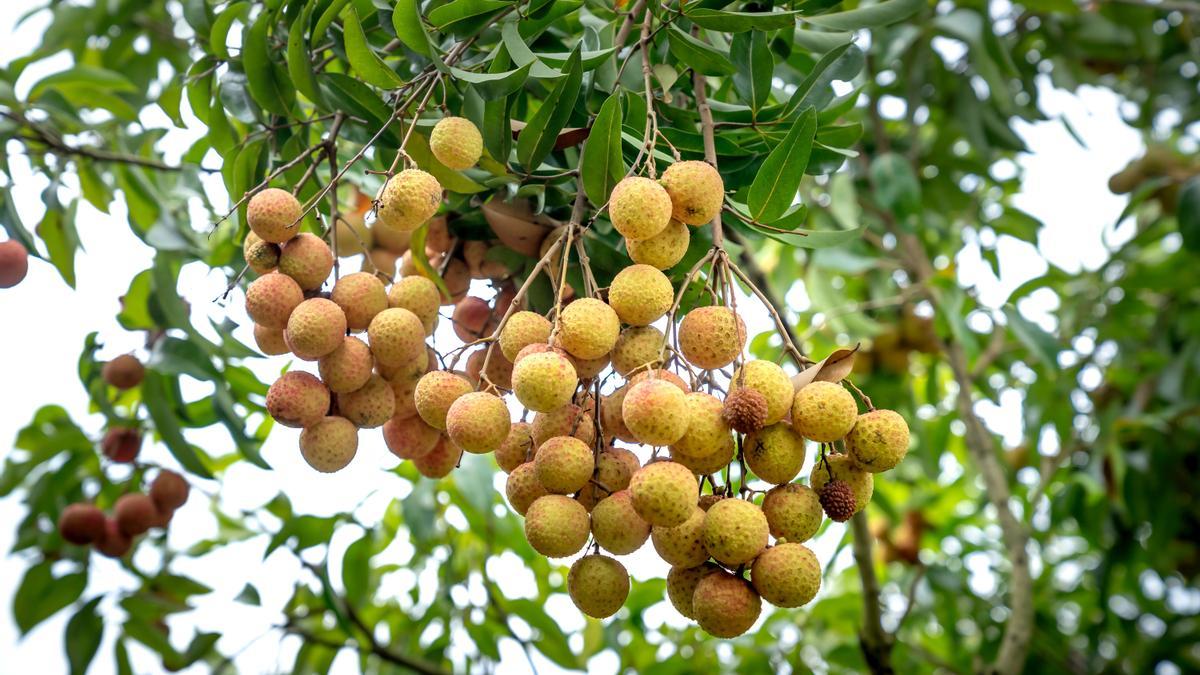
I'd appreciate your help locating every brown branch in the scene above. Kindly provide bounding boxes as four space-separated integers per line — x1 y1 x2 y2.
852 512 894 674
691 47 723 248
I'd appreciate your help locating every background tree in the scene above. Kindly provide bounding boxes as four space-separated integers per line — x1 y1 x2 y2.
2 0 1199 673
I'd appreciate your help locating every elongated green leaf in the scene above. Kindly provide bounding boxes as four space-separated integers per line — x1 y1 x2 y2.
733 218 862 249
342 534 372 605
666 24 736 75
804 0 924 30
1002 305 1060 369
429 0 512 35
538 47 616 71
208 1 249 61
782 42 857 117
870 151 922 217
37 197 80 288
516 48 582 171
1178 175 1200 252
0 189 37 254
408 223 453 299
286 4 323 105
581 91 624 207
343 9 405 89
14 562 86 634
65 598 104 675
448 63 531 100
243 9 294 115
685 8 799 32
142 372 214 479
748 107 817 222
392 0 432 56
501 21 562 78
482 50 513 163
732 31 772 111
29 66 136 100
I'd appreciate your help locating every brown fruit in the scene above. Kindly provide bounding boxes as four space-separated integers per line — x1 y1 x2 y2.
722 388 768 434
102 355 144 390
0 239 30 288
58 503 106 545
95 518 132 558
150 471 190 511
818 479 856 522
101 427 142 463
114 493 160 537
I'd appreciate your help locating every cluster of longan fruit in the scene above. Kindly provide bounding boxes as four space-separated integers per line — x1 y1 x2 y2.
57 469 190 558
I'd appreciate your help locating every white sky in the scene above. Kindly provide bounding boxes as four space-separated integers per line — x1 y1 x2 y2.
0 2 1148 673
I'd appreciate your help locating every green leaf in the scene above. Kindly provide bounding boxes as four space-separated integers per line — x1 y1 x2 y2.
782 42 859 118
428 0 512 35
747 107 817 222
1002 305 1060 370
287 4 324 105
448 62 531 100
732 31 772 111
243 8 295 116
141 372 214 479
0 188 38 254
342 534 372 605
685 8 799 32
666 24 736 76
481 51 513 163
65 598 104 675
501 21 561 78
516 47 582 171
870 152 922 217
804 0 925 30
409 223 453 300
581 91 624 207
343 8 405 89
28 66 136 100
392 0 432 56
13 562 86 634
209 1 249 62
737 220 862 249
1178 175 1200 252
37 196 80 288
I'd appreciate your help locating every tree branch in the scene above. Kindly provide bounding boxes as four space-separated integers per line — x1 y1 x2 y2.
852 512 894 674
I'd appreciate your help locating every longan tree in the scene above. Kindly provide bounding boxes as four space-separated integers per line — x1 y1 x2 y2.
3 0 1200 673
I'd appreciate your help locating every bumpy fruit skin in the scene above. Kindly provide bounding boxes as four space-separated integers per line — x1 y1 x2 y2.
652 506 709 567
446 392 511 453
243 231 280 274
577 446 638 510
59 503 106 545
367 307 426 367
150 471 190 512
568 554 630 619
666 563 720 619
465 347 513 391
730 360 793 425
383 415 441 459
611 326 664 376
0 239 30 288
414 371 473 429
279 233 334 290
609 177 673 241
506 462 549 515
430 117 483 170
702 498 769 566
103 355 145 390
499 311 553 361
670 436 735 476
608 265 673 326
247 188 302 244
267 371 330 428
101 427 142 462
246 272 304 329
286 298 347 360
846 409 910 473
762 483 822 543
722 388 768 435
299 416 359 472
376 169 442 232
331 272 387 331
525 495 590 558
809 453 874 514
254 324 290 355
568 351 609 380
512 351 577 413
659 160 724 226
334 212 372 257
622 379 690 446
591 490 651 554
532 404 595 449
388 276 441 334
412 437 463 478
751 543 821 608
818 479 857 522
671 392 732 459
558 298 620 360
626 219 689 270
115 493 159 537
792 381 859 443
678 306 747 370
692 571 762 638
494 422 533 473
381 352 427 420
337 374 395 428
628 367 690 393
601 387 637 443
744 423 807 485
534 436 594 494
629 461 697 528
318 336 374 393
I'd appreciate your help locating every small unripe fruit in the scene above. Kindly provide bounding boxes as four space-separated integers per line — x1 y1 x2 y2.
534 436 594 494
506 462 549 515
512 351 577 413
430 116 483 170
568 554 630 619
744 423 807 485
818 478 857 522
101 427 142 463
590 490 650 554
494 422 533 473
389 275 441 334
58 503 106 545
103 354 144 390
698 493 726 511
609 265 673 327
678 306 746 370
611 326 664 376
524 495 590 558
608 176 672 241
254 324 289 355
666 563 720 619
278 233 334 290
702 498 768 566
246 272 304 329
722 388 768 434
115 493 160 537
247 188 302 244
659 160 724 226
626 219 689 270
331 272 387 331
243 231 280 274
0 239 30 288
531 404 595 449
751 543 821 608
266 371 330 428
622 379 689 446
446 392 510 453
499 311 552 361
670 392 732 459
692 571 761 638
337 374 395 428
318 336 374 393
809 453 874 515
762 483 822 543
383 415 441 459
95 518 132 558
792 382 858 442
286 298 347 360
150 471 190 512
376 169 442 232
367 307 426 367
414 370 474 429
299 416 359 472
730 360 793 425
629 461 697 528
334 212 372 257
670 435 735 476
557 298 620 360
651 506 709 567
846 409 910 473
412 436 463 478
